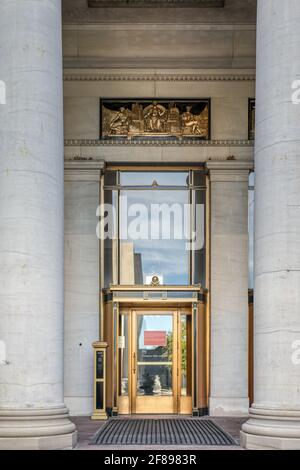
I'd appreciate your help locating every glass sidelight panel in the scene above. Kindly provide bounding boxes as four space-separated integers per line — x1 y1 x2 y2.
193 189 206 286
136 315 173 397
103 189 118 287
118 314 129 396
180 314 192 397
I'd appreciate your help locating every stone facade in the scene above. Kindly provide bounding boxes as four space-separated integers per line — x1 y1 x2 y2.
62 0 255 419
1 0 300 450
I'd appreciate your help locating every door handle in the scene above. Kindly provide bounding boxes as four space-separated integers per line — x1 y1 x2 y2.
133 352 136 374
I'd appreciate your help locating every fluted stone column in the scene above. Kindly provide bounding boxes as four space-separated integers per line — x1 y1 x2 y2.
241 0 300 450
0 0 76 449
207 161 252 416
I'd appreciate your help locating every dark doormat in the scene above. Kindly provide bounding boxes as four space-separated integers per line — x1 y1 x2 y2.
90 418 237 446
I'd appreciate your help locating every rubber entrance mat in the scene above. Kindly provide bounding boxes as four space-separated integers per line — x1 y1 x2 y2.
91 419 236 446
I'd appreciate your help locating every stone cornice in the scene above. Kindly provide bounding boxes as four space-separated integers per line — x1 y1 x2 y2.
88 0 225 7
63 73 255 82
62 23 256 31
64 160 105 171
65 156 252 162
64 160 105 181
207 160 254 181
206 160 254 170
64 138 254 147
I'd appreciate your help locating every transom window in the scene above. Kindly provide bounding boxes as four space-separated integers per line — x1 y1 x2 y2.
102 169 206 287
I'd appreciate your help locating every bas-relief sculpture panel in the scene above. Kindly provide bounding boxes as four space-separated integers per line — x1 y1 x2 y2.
101 99 210 140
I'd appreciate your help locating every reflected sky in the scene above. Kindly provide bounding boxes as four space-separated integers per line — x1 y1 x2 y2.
104 171 206 286
138 315 172 351
120 171 189 187
120 189 190 285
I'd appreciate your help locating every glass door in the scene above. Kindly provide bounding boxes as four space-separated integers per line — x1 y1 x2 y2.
131 310 178 414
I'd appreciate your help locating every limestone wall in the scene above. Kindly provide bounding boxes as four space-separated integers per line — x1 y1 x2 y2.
62 0 256 416
64 177 100 415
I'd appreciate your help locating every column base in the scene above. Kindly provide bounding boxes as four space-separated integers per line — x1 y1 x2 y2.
0 405 77 450
209 397 249 416
241 405 300 450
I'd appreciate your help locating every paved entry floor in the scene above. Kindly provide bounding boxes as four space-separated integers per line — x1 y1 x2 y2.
71 416 247 450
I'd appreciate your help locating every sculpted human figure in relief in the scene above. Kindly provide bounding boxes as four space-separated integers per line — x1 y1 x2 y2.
103 101 209 138
143 101 167 133
109 107 131 134
182 106 205 136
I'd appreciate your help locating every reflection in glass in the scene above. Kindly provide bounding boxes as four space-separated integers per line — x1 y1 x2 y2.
120 171 189 187
248 172 255 289
120 190 190 285
119 315 129 396
137 315 173 362
104 170 117 186
137 315 173 397
104 190 118 287
194 189 206 286
137 365 172 396
102 170 207 287
181 315 192 397
193 171 206 188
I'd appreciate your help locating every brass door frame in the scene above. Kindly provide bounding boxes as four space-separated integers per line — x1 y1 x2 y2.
178 309 193 415
118 306 193 415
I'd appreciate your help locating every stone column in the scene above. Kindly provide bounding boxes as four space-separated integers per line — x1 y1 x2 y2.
241 0 300 450
0 1 76 449
64 161 104 416
207 161 252 416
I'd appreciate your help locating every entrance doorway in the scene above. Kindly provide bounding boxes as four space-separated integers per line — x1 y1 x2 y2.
118 308 193 415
